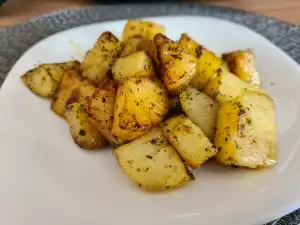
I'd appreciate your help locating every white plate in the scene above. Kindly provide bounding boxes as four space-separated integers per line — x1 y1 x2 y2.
0 16 300 225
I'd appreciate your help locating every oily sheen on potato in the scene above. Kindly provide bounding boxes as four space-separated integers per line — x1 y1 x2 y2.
223 49 261 86
214 91 277 168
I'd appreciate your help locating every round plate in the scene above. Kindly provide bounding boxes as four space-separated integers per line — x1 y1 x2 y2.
0 7 300 225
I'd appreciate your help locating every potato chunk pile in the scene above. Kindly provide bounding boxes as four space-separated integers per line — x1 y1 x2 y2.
21 19 277 192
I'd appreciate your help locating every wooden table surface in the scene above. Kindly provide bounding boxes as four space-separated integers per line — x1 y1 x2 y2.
1 0 300 27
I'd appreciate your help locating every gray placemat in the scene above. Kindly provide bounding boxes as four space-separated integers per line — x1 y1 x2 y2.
0 3 299 225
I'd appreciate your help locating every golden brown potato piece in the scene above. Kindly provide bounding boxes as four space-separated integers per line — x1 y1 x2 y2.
159 42 197 93
151 34 174 67
83 84 119 145
21 61 80 98
83 86 116 132
65 102 106 149
223 49 260 86
114 127 193 191
122 20 165 41
112 51 155 84
214 91 277 168
153 34 173 66
204 69 263 105
178 33 223 91
51 71 82 116
112 77 168 143
51 70 95 117
190 47 223 90
180 86 219 140
81 32 122 85
178 33 200 57
120 35 145 57
21 67 58 98
137 34 173 67
161 115 217 168
40 61 81 82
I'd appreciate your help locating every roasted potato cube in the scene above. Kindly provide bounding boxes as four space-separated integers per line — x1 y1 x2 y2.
65 102 106 149
223 49 260 86
204 70 263 105
180 86 219 140
191 47 223 90
112 77 168 143
178 35 224 91
120 35 145 57
161 115 217 168
51 70 95 117
81 32 122 85
159 42 197 93
178 33 200 57
123 20 165 41
137 34 172 67
51 71 82 116
151 34 174 67
20 60 80 98
214 91 277 168
114 127 192 191
112 51 155 84
83 85 118 144
40 61 81 82
112 80 146 143
83 86 116 131
21 67 57 98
